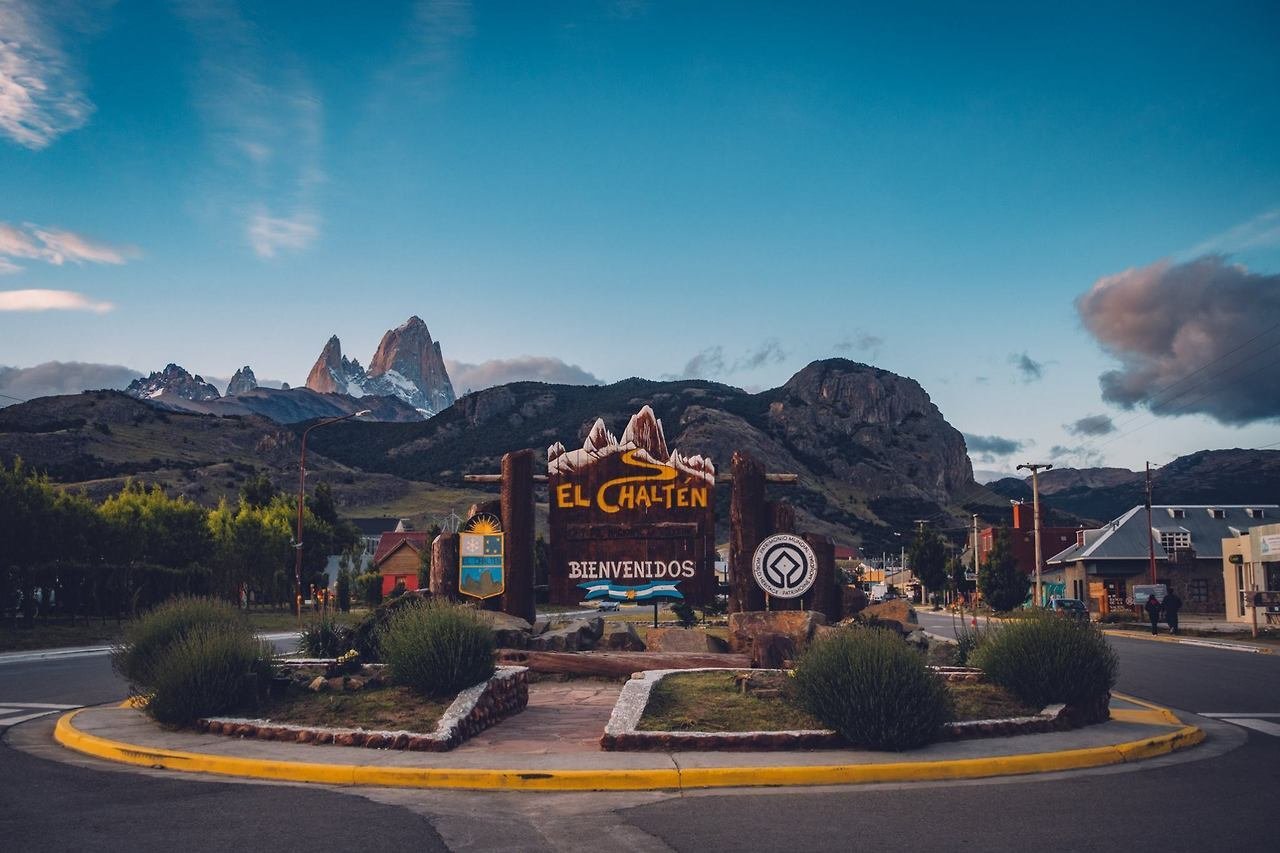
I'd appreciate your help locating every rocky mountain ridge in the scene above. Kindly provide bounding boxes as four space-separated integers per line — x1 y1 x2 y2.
124 364 220 402
305 316 456 416
225 366 258 396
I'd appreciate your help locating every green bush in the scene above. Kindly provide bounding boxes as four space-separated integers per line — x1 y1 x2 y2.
112 596 246 691
298 616 352 658
347 590 429 661
380 599 495 698
145 625 273 725
671 599 697 627
971 612 1118 710
793 628 953 750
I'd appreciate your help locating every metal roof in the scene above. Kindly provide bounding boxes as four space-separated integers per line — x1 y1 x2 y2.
1047 505 1278 564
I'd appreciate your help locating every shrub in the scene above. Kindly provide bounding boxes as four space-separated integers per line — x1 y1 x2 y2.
671 599 697 627
144 625 273 725
380 599 495 698
112 596 246 691
951 613 998 666
971 612 1118 711
347 590 430 661
298 616 352 658
793 627 953 750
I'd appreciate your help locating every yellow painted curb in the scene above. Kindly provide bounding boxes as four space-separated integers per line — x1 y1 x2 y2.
53 702 1205 792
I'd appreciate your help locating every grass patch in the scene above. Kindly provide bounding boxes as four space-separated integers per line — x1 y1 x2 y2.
949 682 1039 721
637 671 823 732
259 684 449 732
244 609 365 633
636 672 1041 734
0 620 126 652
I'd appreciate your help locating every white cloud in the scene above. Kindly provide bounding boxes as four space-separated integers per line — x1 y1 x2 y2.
0 221 138 271
0 288 113 313
447 356 603 393
0 1 94 149
247 211 318 258
0 360 141 404
1182 208 1280 258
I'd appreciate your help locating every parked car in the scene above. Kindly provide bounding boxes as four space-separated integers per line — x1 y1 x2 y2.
1048 597 1088 621
596 600 621 612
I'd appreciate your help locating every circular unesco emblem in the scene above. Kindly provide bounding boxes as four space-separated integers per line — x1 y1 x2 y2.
751 534 818 599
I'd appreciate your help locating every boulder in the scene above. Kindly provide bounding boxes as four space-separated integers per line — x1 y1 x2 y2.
308 676 328 692
842 584 869 617
529 618 600 652
858 600 918 635
750 632 796 668
647 627 716 653
904 629 930 651
477 610 534 649
728 610 827 654
600 621 646 651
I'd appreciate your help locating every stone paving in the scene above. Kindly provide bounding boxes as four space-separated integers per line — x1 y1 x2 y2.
456 679 622 755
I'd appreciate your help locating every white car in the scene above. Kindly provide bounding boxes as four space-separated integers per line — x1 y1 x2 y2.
596 601 621 612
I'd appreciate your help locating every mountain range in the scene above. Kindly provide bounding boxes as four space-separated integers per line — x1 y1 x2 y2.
118 316 456 423
3 356 1276 552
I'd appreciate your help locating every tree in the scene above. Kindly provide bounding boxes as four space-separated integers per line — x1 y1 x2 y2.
948 556 974 598
239 472 276 508
979 530 1031 612
908 528 948 602
336 569 351 612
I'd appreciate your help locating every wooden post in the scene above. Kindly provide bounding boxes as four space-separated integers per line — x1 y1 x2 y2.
767 501 800 611
729 451 767 613
500 449 536 623
429 533 459 600
805 532 840 622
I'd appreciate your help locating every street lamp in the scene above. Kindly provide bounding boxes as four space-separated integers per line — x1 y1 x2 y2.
1016 462 1053 607
295 409 371 624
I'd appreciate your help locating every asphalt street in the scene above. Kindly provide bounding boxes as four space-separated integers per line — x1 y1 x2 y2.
2 618 1277 852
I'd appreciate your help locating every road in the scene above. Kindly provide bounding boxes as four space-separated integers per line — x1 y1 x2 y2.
3 618 1277 851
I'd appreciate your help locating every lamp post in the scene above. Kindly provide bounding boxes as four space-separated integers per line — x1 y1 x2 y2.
295 409 371 625
1017 462 1053 607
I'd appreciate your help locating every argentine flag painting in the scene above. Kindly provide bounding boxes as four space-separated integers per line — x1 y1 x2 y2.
578 579 684 602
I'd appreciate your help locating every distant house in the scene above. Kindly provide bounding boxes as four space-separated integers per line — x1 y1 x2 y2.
973 502 1081 589
323 517 400 586
1046 505 1277 617
372 523 431 597
1221 522 1280 625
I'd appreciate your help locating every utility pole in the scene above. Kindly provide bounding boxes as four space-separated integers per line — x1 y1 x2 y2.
972 513 979 612
1146 462 1157 585
1017 462 1053 607
912 519 929 604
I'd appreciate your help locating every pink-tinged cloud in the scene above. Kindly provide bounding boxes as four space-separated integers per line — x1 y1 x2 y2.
1076 256 1280 425
0 289 114 313
0 221 138 270
0 1 93 149
447 356 602 393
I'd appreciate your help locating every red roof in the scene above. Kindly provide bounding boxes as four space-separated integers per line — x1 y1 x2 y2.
834 545 860 561
372 531 430 566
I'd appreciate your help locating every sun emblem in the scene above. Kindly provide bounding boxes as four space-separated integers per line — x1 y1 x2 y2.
626 589 637 600
462 513 503 535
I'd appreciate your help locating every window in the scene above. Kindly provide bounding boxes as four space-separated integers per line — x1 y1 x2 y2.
1246 508 1267 519
1208 508 1225 519
1188 578 1209 603
1160 531 1191 551
1167 508 1186 519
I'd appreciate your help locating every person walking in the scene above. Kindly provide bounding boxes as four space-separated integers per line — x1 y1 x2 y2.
1145 591 1162 635
1164 589 1183 635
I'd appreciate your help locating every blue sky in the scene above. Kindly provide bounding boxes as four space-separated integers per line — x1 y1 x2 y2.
2 0 1279 478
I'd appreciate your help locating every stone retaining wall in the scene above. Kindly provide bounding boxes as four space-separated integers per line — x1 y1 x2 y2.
199 666 528 752
602 668 1092 751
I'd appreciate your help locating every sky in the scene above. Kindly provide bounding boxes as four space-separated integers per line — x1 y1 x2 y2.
2 0 1279 479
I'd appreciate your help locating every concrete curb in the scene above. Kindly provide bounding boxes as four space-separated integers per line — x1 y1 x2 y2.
1102 630 1274 654
53 702 1205 792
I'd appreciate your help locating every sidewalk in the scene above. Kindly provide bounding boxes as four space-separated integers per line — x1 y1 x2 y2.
53 687 1203 792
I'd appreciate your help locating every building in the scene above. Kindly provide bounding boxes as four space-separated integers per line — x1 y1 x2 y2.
1221 522 1280 625
972 502 1081 585
1046 505 1277 616
372 522 431 597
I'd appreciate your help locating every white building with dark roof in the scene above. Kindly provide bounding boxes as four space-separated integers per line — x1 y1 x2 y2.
1045 505 1277 616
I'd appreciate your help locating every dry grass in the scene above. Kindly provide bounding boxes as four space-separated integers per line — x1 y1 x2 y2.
259 684 449 732
948 682 1039 720
637 671 823 732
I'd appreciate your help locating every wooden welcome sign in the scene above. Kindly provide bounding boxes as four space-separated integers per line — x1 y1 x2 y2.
546 405 717 605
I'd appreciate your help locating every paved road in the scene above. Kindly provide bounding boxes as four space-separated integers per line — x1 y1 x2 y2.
3 617 1278 851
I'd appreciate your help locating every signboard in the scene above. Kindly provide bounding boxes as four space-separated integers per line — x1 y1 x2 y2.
1133 584 1167 606
1259 534 1280 560
752 534 817 599
547 405 716 605
459 514 504 600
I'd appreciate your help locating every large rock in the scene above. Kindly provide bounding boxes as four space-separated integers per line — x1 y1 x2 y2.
529 617 603 652
477 611 534 649
728 610 827 654
750 632 796 668
858 600 918 635
842 584 869 617
647 627 718 653
600 621 646 651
